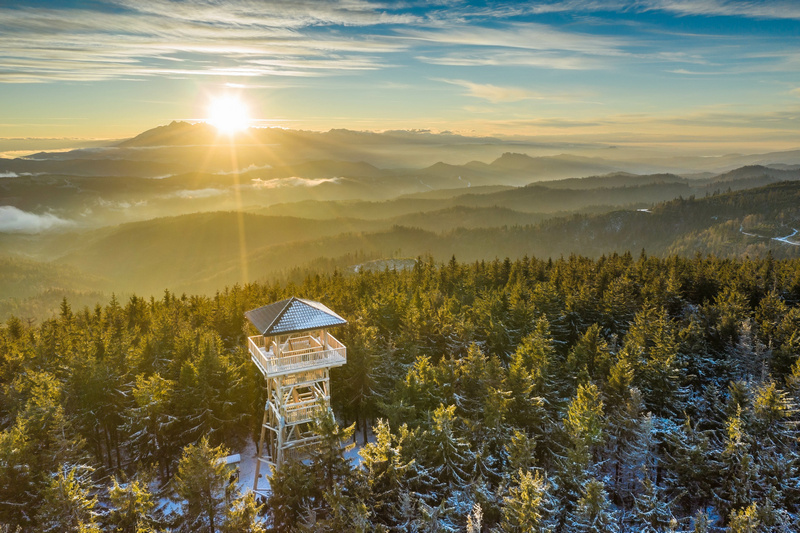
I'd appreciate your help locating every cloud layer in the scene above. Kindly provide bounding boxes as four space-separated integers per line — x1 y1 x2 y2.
5 0 789 83
0 206 73 233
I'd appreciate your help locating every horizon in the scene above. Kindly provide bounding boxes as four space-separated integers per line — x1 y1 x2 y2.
2 1 800 151
3 120 800 162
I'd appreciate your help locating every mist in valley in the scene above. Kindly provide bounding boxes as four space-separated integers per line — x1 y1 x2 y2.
2 122 800 321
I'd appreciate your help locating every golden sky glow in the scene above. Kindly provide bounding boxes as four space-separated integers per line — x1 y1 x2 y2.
0 1 799 151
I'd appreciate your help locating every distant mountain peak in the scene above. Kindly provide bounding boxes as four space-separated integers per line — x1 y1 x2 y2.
117 121 218 147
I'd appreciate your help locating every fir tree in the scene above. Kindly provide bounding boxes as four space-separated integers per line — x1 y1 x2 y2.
104 472 162 533
728 503 759 533
498 470 555 533
359 419 414 526
565 478 619 533
36 465 100 533
172 437 262 533
630 474 678 533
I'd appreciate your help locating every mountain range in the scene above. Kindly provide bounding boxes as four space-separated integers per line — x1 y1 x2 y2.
1 121 799 320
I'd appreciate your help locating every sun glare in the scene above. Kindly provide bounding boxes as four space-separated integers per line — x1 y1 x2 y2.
207 95 250 134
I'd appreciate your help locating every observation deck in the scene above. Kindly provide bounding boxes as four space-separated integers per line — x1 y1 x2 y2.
247 330 346 378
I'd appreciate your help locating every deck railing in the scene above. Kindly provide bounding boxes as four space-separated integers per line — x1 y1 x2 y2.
248 333 346 377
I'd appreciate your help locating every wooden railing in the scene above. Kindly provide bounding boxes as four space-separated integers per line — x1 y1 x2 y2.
280 402 324 424
248 336 270 375
248 333 346 377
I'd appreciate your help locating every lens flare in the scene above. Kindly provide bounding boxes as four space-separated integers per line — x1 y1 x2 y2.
207 95 250 134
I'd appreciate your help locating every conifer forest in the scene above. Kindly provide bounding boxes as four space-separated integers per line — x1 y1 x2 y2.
2 253 800 532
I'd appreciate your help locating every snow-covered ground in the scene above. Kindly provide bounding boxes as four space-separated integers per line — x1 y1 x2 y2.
156 426 374 523
235 425 375 496
236 440 262 494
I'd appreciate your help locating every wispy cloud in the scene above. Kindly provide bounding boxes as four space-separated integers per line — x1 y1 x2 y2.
0 206 73 233
642 0 800 20
436 78 563 103
418 50 604 70
0 1 411 83
400 23 628 56
484 105 800 132
518 0 800 20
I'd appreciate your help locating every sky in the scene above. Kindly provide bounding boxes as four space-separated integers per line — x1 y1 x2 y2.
1 0 799 150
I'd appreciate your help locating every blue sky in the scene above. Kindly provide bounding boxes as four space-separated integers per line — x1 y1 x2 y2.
1 0 799 149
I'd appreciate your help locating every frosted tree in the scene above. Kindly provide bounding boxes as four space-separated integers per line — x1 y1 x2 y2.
126 373 176 479
503 323 558 462
0 423 35 527
564 382 606 470
715 407 759 524
556 382 606 523
566 323 613 386
504 349 547 440
629 474 678 532
382 355 442 428
359 419 414 526
36 465 100 533
620 305 683 416
422 404 472 491
314 485 370 533
104 472 162 533
728 503 759 533
750 380 795 444
564 478 619 533
309 408 356 496
219 491 265 533
172 437 263 533
503 429 536 479
662 416 716 514
266 458 314 532
172 437 232 532
466 503 482 533
746 381 800 524
498 470 555 533
726 320 769 382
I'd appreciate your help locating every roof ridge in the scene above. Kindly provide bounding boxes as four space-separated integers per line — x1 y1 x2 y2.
245 296 346 336
264 296 296 335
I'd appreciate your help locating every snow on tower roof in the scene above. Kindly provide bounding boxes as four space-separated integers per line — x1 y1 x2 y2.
244 297 347 336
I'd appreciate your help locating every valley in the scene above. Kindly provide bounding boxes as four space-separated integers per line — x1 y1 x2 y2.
2 122 800 321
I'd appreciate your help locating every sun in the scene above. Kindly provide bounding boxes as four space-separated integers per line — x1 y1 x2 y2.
206 95 250 134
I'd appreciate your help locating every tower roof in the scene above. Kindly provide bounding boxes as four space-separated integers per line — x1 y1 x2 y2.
245 297 347 336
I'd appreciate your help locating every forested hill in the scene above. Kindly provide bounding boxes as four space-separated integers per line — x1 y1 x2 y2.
2 254 800 530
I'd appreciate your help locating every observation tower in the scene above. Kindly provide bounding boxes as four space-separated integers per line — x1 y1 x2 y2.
244 297 347 492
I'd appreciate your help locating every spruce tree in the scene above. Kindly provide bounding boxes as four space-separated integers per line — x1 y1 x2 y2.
104 472 162 533
36 465 100 533
498 470 555 533
565 478 619 533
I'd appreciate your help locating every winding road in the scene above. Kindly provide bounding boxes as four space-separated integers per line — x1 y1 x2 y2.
739 225 800 246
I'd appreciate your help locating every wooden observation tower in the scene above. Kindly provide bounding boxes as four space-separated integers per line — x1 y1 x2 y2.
244 297 347 492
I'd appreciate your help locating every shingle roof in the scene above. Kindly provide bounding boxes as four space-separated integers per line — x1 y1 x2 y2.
244 297 347 336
